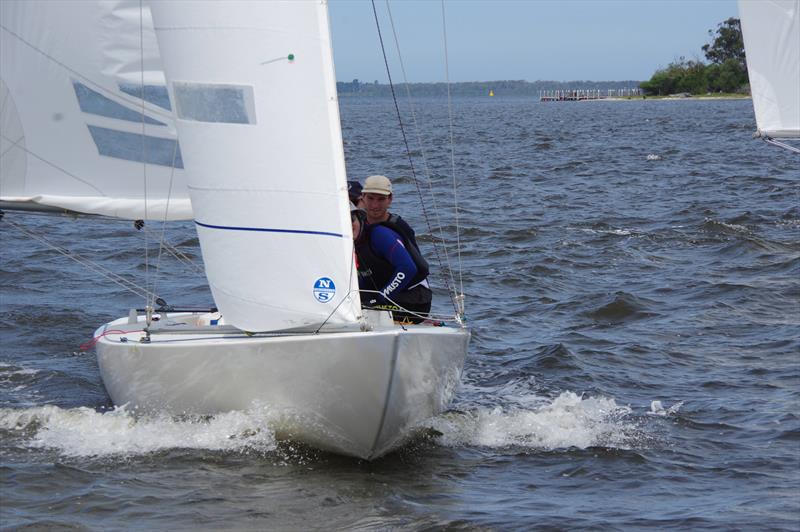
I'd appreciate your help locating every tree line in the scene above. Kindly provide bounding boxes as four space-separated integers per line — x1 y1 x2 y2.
639 17 749 96
337 79 641 97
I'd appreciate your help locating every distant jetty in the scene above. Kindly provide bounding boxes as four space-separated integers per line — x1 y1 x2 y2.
539 88 641 102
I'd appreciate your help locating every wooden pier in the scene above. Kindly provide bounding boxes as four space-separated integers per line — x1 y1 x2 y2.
539 88 641 102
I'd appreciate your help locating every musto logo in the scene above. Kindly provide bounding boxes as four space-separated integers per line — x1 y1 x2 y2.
382 272 405 296
313 277 336 303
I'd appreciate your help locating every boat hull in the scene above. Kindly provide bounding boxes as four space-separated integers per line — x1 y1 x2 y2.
95 314 469 459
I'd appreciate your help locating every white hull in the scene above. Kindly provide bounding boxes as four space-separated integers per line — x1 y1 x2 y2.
95 312 469 459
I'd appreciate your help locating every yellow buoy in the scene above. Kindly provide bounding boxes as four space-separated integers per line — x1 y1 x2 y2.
489 89 494 97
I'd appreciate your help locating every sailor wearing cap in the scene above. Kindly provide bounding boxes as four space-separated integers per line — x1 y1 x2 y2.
350 177 431 324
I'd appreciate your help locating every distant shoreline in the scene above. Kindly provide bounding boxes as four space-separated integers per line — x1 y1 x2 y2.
600 94 750 102
336 79 641 98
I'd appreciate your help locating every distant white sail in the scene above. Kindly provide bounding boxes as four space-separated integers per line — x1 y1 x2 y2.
739 0 800 139
0 0 191 219
149 1 361 331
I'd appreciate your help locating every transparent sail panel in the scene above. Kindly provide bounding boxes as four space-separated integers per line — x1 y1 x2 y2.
173 83 256 124
88 126 183 168
73 81 165 125
118 83 173 111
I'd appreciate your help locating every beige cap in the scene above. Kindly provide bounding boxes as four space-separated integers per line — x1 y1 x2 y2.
362 175 392 195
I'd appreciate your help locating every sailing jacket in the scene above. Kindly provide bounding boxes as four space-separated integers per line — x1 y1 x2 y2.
355 220 429 304
383 213 428 281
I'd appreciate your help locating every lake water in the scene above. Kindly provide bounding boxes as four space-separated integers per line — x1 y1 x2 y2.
2 97 798 530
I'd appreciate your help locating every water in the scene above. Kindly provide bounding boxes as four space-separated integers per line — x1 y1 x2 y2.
2 98 798 530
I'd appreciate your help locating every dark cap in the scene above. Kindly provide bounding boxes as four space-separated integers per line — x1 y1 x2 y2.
347 180 363 201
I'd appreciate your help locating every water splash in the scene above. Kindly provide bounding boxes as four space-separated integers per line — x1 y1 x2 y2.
0 405 277 457
648 400 684 417
427 391 639 451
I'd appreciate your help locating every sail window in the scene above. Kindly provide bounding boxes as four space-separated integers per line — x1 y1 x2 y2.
72 81 165 126
88 125 184 168
172 83 256 124
119 83 173 111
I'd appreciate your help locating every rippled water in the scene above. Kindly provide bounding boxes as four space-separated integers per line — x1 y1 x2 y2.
2 97 798 530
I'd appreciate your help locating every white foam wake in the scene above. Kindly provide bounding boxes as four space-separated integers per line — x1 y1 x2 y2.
0 392 657 457
426 391 638 451
0 405 277 457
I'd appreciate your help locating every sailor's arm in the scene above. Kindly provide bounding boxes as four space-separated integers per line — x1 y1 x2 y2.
371 226 418 302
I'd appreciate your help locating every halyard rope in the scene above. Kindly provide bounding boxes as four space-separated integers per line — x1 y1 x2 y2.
440 0 465 309
370 0 458 315
383 0 460 314
5 218 157 301
151 137 185 298
138 0 151 311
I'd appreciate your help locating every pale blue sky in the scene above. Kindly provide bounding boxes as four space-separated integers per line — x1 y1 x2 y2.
328 0 740 82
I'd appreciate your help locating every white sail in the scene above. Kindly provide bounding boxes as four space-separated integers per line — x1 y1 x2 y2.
0 0 191 219
149 0 361 331
739 0 800 139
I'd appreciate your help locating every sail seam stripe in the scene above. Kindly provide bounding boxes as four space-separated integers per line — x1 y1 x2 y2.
194 221 342 238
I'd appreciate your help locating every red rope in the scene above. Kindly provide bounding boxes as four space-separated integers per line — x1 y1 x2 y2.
79 329 131 351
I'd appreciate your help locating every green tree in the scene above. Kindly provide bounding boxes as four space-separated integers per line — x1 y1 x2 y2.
702 17 745 67
640 17 749 96
706 59 748 93
675 60 708 94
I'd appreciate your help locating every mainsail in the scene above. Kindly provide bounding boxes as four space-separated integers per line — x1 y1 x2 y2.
0 0 190 219
149 1 361 331
739 0 800 140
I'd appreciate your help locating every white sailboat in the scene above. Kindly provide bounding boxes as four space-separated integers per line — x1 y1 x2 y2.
738 0 800 152
1 0 469 459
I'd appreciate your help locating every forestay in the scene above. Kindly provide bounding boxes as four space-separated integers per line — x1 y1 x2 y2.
0 0 191 220
739 0 800 139
149 1 361 332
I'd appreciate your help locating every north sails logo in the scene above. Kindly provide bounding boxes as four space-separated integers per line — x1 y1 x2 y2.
313 277 336 303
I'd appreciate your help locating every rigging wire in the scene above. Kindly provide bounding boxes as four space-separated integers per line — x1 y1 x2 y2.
151 137 184 298
143 226 205 275
138 0 151 312
0 24 174 124
370 0 458 315
0 132 105 195
440 0 465 313
4 218 158 301
382 0 460 314
763 137 800 154
0 207 203 275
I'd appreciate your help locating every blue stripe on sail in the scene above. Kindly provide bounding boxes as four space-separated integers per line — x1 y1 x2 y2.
195 220 343 238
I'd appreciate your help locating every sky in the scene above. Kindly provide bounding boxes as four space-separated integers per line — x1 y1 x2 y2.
328 0 741 83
